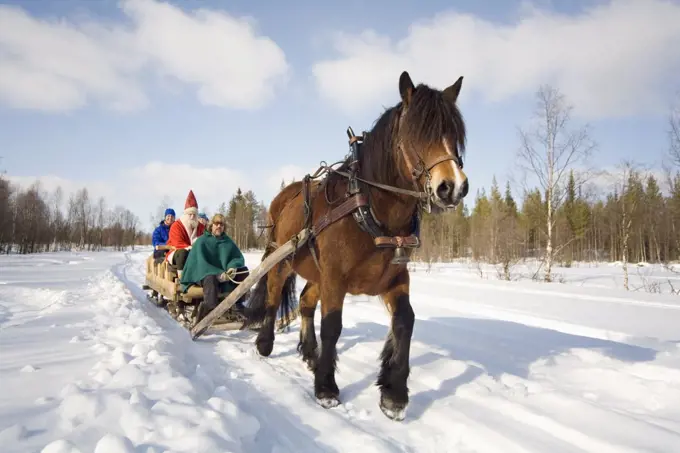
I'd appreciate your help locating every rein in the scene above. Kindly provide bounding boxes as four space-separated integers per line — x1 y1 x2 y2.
306 127 458 207
293 125 456 266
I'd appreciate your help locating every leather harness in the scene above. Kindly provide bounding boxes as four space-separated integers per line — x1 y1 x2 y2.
293 125 459 266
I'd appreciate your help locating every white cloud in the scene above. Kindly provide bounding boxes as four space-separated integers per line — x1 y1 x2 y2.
123 161 250 216
312 0 680 118
265 164 313 192
5 161 310 230
0 0 289 112
584 165 672 196
6 174 115 205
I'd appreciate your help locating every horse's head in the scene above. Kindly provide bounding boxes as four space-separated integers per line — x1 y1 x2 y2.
395 71 468 212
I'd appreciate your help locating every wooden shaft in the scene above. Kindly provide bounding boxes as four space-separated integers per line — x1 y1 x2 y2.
190 229 310 340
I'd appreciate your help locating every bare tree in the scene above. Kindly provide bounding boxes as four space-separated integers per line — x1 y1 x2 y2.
517 85 596 281
670 93 680 167
150 195 173 230
0 175 13 253
612 160 645 290
68 188 91 249
95 197 106 250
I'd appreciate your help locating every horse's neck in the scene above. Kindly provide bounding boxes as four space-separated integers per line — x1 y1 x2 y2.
360 159 418 236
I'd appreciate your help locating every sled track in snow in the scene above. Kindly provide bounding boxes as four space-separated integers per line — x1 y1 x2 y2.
108 250 680 453
114 251 424 452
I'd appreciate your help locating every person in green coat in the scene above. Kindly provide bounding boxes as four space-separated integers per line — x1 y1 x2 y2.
179 213 249 324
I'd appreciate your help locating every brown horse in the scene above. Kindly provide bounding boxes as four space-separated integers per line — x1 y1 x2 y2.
242 71 469 421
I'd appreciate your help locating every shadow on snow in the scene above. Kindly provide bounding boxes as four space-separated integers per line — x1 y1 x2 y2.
311 315 658 421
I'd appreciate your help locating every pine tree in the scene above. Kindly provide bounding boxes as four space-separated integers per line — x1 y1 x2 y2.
644 175 663 262
504 182 517 216
470 189 491 260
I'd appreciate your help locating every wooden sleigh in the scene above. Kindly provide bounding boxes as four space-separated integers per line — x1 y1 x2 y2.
142 245 248 331
142 242 303 334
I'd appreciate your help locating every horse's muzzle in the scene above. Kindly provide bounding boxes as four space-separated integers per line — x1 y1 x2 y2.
433 178 468 208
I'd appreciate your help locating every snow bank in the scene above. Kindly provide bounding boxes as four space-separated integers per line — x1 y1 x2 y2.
40 271 261 452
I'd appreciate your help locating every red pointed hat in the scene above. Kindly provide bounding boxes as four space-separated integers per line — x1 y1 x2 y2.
184 190 198 215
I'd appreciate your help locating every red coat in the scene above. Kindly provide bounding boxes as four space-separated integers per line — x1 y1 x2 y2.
165 219 205 260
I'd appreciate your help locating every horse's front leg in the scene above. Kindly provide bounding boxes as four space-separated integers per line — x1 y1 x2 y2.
377 269 415 421
315 280 345 409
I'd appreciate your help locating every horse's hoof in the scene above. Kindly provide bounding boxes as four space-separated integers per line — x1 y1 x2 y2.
380 396 407 421
316 393 341 409
256 339 273 357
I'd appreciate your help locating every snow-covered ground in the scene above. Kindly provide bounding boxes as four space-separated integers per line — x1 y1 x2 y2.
1 248 680 452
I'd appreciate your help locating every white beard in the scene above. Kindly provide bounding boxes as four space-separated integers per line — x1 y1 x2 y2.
180 214 199 244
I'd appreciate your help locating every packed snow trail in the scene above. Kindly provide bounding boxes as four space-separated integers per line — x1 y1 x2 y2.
1 249 679 452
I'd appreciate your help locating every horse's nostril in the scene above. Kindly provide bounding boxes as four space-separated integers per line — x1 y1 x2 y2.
459 179 469 198
436 180 453 200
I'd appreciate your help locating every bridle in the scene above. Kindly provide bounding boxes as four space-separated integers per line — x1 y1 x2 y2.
287 107 464 266
341 101 464 214
396 104 464 212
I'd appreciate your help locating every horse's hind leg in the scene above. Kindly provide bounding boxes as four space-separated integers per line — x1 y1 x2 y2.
377 269 415 421
255 263 297 357
297 281 320 371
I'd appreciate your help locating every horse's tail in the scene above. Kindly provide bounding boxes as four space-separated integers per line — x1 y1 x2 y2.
242 216 298 330
242 243 274 329
277 272 299 329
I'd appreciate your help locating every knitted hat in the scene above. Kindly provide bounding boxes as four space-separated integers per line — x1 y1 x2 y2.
184 190 198 215
164 208 176 217
198 212 208 221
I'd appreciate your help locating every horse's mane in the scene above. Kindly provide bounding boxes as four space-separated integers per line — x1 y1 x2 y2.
335 83 467 186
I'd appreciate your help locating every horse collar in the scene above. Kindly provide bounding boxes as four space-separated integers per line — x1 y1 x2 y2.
303 126 423 265
344 127 421 263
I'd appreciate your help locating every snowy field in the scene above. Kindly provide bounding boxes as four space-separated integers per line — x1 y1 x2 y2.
1 248 680 453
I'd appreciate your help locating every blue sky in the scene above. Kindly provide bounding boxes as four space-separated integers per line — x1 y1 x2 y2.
2 0 680 231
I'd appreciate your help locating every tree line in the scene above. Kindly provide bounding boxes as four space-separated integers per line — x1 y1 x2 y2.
4 85 679 280
416 86 680 287
198 85 680 289
150 187 269 252
0 176 146 254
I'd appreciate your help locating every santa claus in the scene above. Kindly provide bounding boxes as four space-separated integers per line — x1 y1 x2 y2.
166 190 206 276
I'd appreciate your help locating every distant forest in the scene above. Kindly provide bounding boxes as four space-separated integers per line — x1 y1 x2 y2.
3 85 680 286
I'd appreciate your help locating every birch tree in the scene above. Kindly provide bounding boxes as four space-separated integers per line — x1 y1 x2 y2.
517 85 596 281
613 161 644 290
669 93 680 167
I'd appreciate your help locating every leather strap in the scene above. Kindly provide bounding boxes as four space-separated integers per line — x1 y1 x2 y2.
311 193 369 237
374 235 420 248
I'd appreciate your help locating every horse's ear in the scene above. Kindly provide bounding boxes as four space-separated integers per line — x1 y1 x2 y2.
443 76 464 103
399 71 415 106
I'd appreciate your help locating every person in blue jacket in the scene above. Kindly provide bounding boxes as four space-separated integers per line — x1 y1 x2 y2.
152 208 176 261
